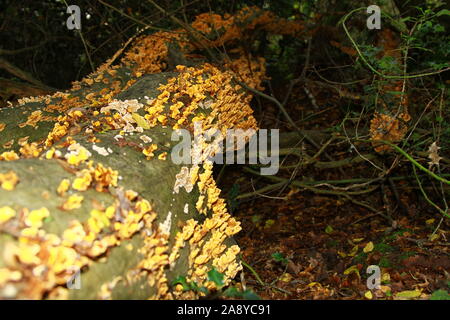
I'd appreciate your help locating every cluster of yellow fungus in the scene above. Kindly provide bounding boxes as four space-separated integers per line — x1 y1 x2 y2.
0 171 19 191
168 160 243 291
141 62 262 136
369 29 410 153
191 6 304 48
100 99 146 134
64 143 92 166
136 230 170 299
61 194 84 211
17 91 68 107
0 206 16 225
19 142 42 158
0 151 20 161
0 184 162 298
0 206 91 298
143 144 158 160
19 111 52 129
56 178 70 196
91 162 119 192
0 7 301 299
97 276 123 300
369 113 408 153
45 122 70 148
123 31 190 75
72 169 92 192
58 160 118 193
10 7 275 157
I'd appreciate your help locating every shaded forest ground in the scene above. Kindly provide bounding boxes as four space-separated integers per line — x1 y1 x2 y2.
219 87 450 299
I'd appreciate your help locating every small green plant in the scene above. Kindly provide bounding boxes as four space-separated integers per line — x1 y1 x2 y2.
172 267 260 300
379 256 393 268
227 183 240 214
374 243 395 254
407 6 450 73
430 289 450 300
271 252 289 265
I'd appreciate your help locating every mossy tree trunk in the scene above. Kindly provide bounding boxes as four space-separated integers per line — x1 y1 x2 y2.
0 64 248 299
0 7 306 299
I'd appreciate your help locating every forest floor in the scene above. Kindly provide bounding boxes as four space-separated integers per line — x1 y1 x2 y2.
233 186 450 299
218 80 450 300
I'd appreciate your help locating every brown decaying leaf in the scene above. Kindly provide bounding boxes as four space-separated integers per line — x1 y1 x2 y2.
428 141 442 168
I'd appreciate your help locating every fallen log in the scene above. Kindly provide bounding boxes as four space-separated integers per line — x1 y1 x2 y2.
0 7 305 299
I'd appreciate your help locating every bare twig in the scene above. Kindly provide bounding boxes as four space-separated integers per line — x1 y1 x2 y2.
0 57 54 91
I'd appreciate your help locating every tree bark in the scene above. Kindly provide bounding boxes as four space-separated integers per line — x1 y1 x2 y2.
0 6 306 299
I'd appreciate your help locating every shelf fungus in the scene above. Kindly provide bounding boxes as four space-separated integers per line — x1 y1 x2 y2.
0 151 20 161
0 206 16 225
61 194 84 211
65 143 92 166
0 7 299 299
0 170 19 191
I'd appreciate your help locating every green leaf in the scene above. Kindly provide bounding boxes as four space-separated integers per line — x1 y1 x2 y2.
325 225 334 234
190 281 200 291
241 290 261 300
198 286 209 295
223 287 260 300
207 267 224 287
430 290 450 300
379 256 392 268
223 287 240 297
411 133 422 141
251 214 262 224
386 91 405 95
343 265 360 277
396 290 422 299
171 276 191 291
374 243 394 253
272 252 288 264
436 9 450 17
400 17 413 23
132 113 150 129
434 24 445 33
227 183 240 214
